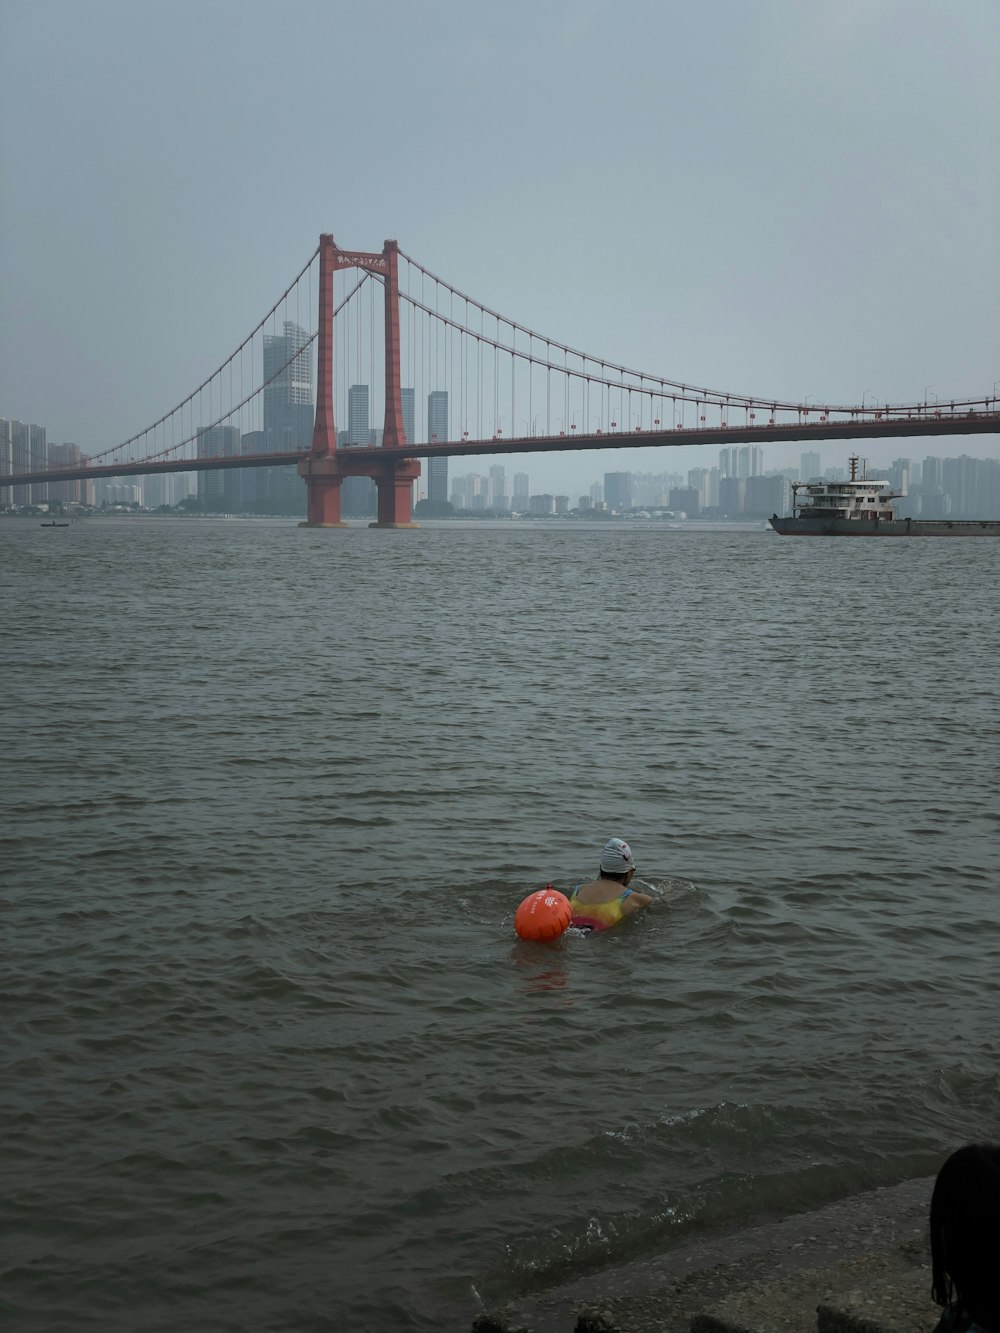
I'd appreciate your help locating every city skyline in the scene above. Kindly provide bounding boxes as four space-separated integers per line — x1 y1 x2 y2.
443 448 999 520
5 407 996 521
2 3 996 502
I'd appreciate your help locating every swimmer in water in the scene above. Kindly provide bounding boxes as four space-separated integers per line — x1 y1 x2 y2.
565 837 653 932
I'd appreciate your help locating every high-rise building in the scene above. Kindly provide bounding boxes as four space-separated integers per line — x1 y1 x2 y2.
669 487 701 516
48 443 89 506
888 458 911 495
604 471 632 511
513 472 530 511
197 425 241 510
942 456 982 518
402 388 415 446
240 430 265 509
348 383 370 445
0 418 14 505
922 456 943 488
342 384 376 517
427 391 449 505
29 424 47 504
719 447 738 479
489 465 509 511
801 451 821 481
4 420 47 506
143 472 168 509
94 477 142 506
687 467 711 509
260 320 312 513
745 474 789 517
719 477 745 515
451 472 486 509
737 445 763 479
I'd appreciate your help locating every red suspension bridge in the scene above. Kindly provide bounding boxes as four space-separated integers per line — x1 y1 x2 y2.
7 233 999 526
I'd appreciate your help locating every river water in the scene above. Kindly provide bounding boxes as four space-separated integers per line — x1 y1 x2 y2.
3 516 998 1331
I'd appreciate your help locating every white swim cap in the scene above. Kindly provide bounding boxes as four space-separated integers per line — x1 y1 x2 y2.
600 837 636 874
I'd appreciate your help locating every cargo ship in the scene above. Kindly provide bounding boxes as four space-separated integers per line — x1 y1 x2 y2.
770 456 1000 536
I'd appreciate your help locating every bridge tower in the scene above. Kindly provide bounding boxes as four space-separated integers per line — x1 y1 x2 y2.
298 233 420 528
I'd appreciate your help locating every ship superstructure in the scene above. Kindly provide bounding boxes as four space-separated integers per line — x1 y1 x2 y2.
791 455 898 522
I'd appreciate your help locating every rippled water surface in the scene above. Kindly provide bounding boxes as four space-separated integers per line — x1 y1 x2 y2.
3 516 999 1331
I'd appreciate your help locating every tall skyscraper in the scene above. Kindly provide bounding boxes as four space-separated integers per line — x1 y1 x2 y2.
888 458 911 495
451 472 486 509
942 456 982 517
922 456 943 488
143 472 168 509
687 467 710 508
489 465 509 510
240 429 265 509
0 418 13 506
427 391 449 505
197 425 241 510
260 320 312 513
401 388 415 446
800 451 821 481
745 474 789 517
737 445 763 479
513 472 530 511
48 443 89 506
347 383 369 445
4 420 47 506
342 384 376 517
719 477 746 515
604 471 632 511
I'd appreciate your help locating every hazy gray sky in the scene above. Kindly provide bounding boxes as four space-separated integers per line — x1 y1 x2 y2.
2 0 997 492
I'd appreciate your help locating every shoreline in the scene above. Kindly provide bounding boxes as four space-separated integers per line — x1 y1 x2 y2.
481 1175 937 1333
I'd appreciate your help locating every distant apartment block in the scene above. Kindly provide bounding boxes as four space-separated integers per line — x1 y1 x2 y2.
197 425 241 511
427 391 449 505
604 471 632 511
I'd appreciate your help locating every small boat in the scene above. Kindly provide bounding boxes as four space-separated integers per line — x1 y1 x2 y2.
770 455 1000 536
40 521 70 527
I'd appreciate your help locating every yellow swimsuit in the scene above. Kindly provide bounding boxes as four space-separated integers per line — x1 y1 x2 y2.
566 885 634 931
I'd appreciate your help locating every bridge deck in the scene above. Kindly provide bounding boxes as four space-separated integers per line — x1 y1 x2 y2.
4 413 998 488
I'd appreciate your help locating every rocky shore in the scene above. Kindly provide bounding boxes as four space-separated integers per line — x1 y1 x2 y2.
472 1176 938 1333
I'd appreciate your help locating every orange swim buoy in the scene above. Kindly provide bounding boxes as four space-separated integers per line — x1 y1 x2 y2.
514 887 572 941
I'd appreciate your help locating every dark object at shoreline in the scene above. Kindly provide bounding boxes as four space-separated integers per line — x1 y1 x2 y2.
929 1142 1000 1333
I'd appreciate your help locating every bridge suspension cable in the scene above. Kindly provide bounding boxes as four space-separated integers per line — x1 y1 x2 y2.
395 247 991 431
21 236 998 493
85 244 321 470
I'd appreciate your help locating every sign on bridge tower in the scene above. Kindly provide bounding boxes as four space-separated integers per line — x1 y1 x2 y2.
298 233 420 528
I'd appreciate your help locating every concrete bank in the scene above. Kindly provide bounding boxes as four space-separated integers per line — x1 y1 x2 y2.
473 1176 938 1333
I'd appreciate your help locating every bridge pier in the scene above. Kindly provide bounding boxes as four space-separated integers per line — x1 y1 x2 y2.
298 452 420 528
370 460 421 528
297 455 348 528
